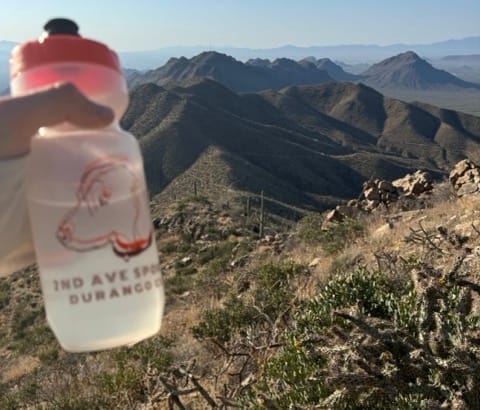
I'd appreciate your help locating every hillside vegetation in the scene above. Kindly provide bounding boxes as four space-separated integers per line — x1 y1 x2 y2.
2 163 480 409
121 79 480 214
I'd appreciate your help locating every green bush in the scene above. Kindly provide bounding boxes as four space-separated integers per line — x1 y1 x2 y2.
299 214 364 254
254 261 307 318
165 274 193 294
38 346 60 364
198 241 237 266
159 240 178 254
260 341 329 407
245 263 480 409
297 268 416 333
192 296 256 343
127 336 173 371
175 265 197 276
0 280 10 308
97 337 173 403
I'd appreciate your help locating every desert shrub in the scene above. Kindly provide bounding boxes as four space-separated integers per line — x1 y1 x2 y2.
299 214 364 254
38 346 60 364
175 265 197 276
298 268 416 333
254 341 329 408
0 279 10 308
159 240 178 254
127 335 173 371
0 392 18 410
43 397 107 410
194 261 307 343
1 377 41 409
10 323 57 355
188 194 210 205
198 241 237 266
244 262 480 409
197 242 238 295
165 274 193 294
192 296 256 343
197 246 221 265
254 261 308 318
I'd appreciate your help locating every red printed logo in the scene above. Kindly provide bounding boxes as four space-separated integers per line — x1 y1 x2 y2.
56 157 153 259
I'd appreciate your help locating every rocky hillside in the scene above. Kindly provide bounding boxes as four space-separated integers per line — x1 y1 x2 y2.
121 78 480 212
2 160 480 408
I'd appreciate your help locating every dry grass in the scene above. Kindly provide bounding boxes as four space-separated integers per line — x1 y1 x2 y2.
1 355 40 383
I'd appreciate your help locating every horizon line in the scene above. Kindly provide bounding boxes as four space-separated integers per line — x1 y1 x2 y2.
118 35 480 53
2 35 479 53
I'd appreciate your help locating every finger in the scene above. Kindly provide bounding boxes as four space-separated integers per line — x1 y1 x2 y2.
42 83 114 128
19 83 114 132
0 83 114 157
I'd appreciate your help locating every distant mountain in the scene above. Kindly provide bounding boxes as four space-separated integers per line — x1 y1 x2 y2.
301 57 359 81
127 51 334 92
361 51 480 90
0 41 15 92
0 40 16 52
1 37 479 72
336 61 371 75
122 78 480 210
431 54 480 85
441 54 480 63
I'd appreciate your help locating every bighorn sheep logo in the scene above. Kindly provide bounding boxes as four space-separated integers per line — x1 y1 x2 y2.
56 157 153 259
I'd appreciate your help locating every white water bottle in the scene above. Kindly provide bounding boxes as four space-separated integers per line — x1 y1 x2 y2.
10 18 164 352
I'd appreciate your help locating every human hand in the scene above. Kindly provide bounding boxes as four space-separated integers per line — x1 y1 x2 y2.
0 83 114 158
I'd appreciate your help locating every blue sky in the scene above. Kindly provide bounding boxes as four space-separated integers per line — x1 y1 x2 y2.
1 0 479 51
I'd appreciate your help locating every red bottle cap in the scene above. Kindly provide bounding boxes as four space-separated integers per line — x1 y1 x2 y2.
10 18 122 79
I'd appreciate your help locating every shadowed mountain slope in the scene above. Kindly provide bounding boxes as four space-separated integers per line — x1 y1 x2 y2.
122 79 480 210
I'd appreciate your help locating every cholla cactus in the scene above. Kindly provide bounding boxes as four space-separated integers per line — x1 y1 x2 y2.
259 257 480 409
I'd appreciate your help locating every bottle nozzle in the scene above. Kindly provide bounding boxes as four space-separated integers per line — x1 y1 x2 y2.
43 18 80 36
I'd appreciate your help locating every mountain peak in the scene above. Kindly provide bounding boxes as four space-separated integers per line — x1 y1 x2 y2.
362 51 480 90
397 50 421 60
195 51 234 60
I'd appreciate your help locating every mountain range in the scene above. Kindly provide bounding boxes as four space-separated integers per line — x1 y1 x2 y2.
128 50 480 93
127 52 335 92
122 78 480 212
1 36 479 73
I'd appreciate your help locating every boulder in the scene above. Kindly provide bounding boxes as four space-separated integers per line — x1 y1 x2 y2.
449 159 480 196
393 170 433 196
323 205 363 226
324 209 345 224
364 187 381 201
378 180 396 193
449 159 475 187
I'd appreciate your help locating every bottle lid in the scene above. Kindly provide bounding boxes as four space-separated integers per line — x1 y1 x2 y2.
10 18 122 79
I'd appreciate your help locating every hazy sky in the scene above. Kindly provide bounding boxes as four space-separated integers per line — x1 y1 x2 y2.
1 0 479 51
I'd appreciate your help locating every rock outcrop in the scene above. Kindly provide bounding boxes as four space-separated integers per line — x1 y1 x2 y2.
323 170 434 224
449 159 480 197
